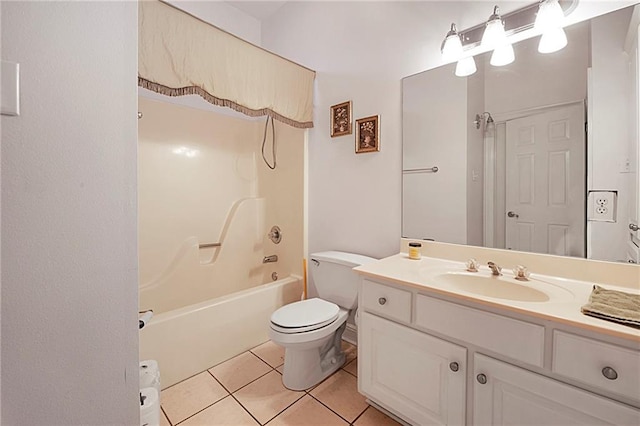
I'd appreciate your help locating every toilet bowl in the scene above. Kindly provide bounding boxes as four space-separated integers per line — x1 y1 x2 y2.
269 251 377 390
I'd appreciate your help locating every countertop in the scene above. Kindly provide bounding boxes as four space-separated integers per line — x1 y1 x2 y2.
354 254 640 344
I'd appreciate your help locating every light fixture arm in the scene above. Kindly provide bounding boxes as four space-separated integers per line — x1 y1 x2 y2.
487 6 502 24
440 23 460 52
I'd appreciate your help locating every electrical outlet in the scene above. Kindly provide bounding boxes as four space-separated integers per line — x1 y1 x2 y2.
588 190 617 222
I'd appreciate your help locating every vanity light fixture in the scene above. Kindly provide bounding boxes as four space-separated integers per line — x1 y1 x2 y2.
441 23 464 63
442 0 577 77
535 0 568 53
482 6 515 66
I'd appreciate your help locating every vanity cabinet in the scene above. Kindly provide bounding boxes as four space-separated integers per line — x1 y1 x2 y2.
359 312 466 425
473 354 640 425
358 278 640 425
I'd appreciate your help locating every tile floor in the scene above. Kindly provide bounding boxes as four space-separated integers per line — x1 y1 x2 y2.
159 340 401 426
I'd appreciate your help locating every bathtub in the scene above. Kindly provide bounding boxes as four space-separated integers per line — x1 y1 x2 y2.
139 275 302 388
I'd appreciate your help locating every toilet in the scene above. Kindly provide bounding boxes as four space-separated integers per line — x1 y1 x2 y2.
269 251 377 390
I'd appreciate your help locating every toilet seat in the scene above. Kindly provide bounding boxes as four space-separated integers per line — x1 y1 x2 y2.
270 298 339 334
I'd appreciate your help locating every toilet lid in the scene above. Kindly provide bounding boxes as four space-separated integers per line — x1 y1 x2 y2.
270 298 339 329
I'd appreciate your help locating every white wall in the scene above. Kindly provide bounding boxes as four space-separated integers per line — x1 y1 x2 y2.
483 23 589 116
261 1 449 260
260 1 634 263
589 7 635 261
1 2 138 424
403 64 468 244
167 0 262 45
466 64 486 247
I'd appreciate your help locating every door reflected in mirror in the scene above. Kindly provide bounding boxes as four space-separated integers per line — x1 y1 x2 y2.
402 5 640 263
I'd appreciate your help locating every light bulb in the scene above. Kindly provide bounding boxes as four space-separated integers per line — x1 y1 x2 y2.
441 23 463 63
442 35 463 63
490 43 515 66
481 6 507 49
455 56 477 77
535 0 567 54
538 27 567 53
535 0 564 31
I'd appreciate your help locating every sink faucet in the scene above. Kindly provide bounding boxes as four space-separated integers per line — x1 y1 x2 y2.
487 261 502 276
263 255 278 263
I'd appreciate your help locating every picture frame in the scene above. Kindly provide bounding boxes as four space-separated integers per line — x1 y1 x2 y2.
355 115 380 154
330 101 352 137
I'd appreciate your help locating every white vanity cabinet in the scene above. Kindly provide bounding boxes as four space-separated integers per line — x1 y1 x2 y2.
357 278 640 426
359 312 466 425
473 354 640 425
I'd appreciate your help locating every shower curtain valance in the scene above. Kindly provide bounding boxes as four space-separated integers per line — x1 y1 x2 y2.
138 0 315 129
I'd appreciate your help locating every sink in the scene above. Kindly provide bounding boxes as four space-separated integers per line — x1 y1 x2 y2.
432 272 551 302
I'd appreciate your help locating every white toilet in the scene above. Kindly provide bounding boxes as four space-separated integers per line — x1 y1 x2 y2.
269 251 376 390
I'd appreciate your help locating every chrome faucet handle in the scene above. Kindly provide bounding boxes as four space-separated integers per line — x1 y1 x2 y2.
513 265 530 281
487 261 502 276
465 258 480 272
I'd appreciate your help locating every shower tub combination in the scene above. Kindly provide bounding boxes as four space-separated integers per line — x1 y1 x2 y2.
137 97 304 388
138 199 302 388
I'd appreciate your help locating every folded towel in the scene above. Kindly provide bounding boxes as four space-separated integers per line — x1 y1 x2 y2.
581 285 640 328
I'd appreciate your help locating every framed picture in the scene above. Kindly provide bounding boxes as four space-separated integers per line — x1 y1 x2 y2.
330 101 352 137
355 115 380 153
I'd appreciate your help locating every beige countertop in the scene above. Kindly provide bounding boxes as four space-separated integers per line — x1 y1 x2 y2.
355 254 640 344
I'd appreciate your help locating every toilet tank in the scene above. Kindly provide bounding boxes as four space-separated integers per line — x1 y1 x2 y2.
309 251 377 309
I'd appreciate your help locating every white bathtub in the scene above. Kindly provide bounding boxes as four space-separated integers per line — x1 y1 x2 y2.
139 275 302 388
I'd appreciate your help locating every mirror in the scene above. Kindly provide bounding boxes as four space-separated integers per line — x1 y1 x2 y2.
402 4 640 263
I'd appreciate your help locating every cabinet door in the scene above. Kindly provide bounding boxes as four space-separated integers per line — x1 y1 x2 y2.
359 312 466 425
474 354 640 425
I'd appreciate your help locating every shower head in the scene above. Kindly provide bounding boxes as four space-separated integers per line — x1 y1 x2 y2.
474 112 494 129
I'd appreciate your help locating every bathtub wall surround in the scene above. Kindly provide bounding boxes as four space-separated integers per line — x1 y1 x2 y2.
401 239 640 291
138 97 304 314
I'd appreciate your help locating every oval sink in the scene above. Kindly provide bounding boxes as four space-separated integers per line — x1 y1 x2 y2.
434 273 550 302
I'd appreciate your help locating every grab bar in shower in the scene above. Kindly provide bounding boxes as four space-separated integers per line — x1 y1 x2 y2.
199 242 222 249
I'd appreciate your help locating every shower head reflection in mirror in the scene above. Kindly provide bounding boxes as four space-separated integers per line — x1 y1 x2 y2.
402 4 640 263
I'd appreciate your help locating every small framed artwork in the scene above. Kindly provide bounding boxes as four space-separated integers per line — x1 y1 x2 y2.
355 115 380 154
330 101 352 137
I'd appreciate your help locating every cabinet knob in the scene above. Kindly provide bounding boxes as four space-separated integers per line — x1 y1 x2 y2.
476 373 487 384
449 362 459 372
378 297 387 305
602 366 618 380
630 223 639 232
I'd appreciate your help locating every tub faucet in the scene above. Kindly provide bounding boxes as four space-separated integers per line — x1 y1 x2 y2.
487 261 502 276
263 255 278 263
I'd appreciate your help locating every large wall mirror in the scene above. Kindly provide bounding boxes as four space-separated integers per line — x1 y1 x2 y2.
402 3 640 263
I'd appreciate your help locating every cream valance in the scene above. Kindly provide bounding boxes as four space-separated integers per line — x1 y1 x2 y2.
138 0 315 128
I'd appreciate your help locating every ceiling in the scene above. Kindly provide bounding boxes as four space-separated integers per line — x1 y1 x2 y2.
225 1 287 21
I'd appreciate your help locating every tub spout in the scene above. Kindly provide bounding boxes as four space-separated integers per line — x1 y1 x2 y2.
263 255 278 263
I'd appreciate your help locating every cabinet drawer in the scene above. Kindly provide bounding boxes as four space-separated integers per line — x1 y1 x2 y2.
415 294 544 367
361 280 412 323
552 331 640 403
